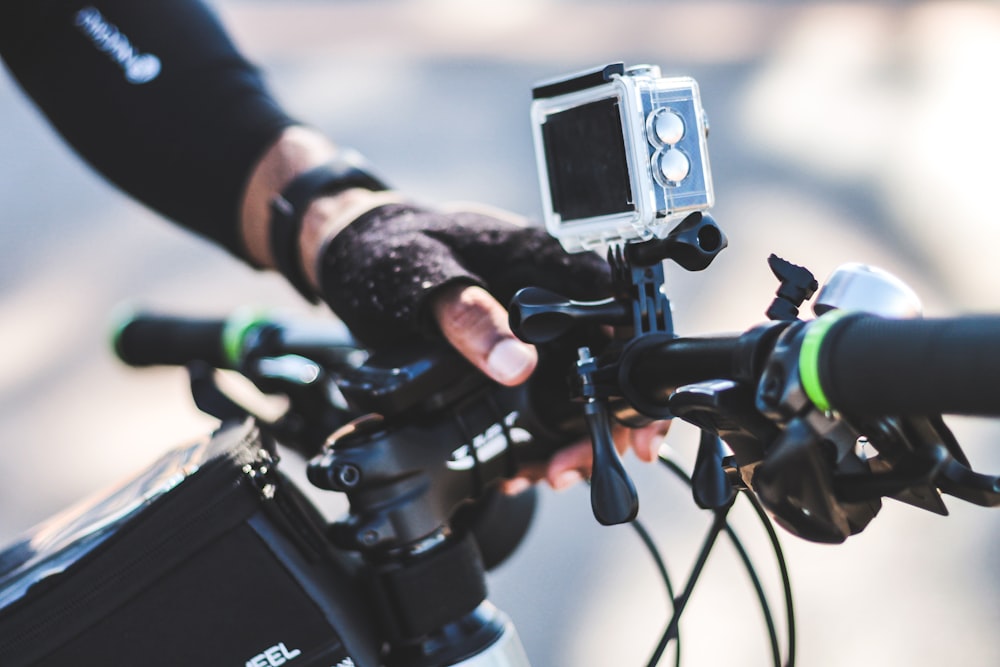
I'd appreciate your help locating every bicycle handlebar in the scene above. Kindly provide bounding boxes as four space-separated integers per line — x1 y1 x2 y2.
113 308 1000 458
621 314 1000 422
112 302 1000 546
807 313 1000 418
623 333 747 409
113 307 1000 440
114 312 232 369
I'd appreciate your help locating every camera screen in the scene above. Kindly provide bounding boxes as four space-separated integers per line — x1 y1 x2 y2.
541 97 634 223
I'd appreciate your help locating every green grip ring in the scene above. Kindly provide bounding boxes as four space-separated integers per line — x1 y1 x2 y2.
221 308 272 368
798 310 852 413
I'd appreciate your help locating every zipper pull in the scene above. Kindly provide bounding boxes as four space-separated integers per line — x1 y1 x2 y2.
243 449 280 500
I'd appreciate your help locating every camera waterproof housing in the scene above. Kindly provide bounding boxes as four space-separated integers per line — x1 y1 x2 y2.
531 63 713 252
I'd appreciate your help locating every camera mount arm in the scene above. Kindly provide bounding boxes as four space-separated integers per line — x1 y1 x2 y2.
510 211 728 525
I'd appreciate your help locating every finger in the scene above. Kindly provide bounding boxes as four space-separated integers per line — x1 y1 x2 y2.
506 451 588 494
526 422 671 494
629 421 671 462
432 283 538 386
499 462 547 496
544 439 593 490
546 427 654 492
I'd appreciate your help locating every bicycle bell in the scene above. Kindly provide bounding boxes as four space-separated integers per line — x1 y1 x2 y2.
813 263 922 318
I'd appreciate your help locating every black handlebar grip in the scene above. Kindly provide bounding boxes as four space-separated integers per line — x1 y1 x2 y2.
817 314 1000 417
113 313 229 368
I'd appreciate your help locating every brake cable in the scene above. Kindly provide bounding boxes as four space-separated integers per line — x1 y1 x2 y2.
625 450 796 667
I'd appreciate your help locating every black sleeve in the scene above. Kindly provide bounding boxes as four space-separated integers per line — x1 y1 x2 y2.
0 0 298 258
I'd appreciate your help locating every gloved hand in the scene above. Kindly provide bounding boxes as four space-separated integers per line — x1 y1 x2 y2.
315 198 667 492
318 201 612 384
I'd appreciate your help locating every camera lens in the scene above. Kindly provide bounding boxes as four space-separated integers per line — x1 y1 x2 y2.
653 110 685 146
658 149 690 184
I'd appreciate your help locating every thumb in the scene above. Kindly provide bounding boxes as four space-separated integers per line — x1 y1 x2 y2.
431 283 538 386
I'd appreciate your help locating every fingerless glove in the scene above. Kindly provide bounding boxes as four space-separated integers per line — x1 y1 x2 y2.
318 203 612 347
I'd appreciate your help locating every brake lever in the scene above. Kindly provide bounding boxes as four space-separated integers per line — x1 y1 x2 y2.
187 361 253 423
577 347 638 525
185 360 311 457
836 414 1000 510
925 412 1000 507
937 459 1000 507
691 430 736 510
833 441 950 510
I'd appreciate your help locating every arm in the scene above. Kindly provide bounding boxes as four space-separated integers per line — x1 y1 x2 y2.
0 0 538 383
1 0 665 485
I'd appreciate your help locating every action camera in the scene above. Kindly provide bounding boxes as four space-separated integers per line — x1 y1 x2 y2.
531 63 713 252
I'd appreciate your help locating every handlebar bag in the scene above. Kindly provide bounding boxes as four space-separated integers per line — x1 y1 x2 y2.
0 420 378 667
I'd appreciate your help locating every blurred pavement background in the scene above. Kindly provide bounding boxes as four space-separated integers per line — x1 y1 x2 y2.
2 1 999 665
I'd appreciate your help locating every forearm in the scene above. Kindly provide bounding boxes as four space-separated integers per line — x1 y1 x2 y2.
239 127 403 289
238 125 338 269
0 0 296 257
